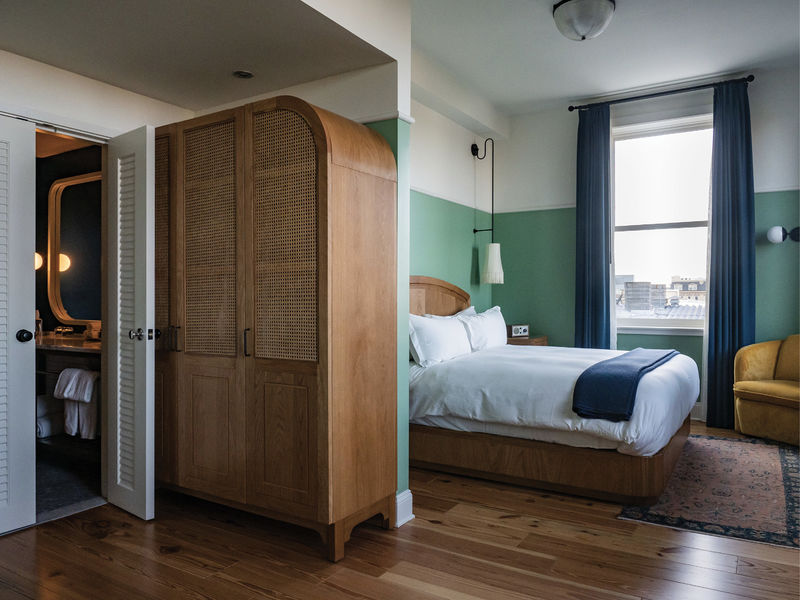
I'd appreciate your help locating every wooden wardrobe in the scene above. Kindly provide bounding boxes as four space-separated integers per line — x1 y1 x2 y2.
153 96 397 561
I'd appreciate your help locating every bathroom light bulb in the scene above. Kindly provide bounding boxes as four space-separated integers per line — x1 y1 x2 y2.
34 252 43 270
59 253 71 272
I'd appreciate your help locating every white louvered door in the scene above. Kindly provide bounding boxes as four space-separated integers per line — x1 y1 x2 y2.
0 116 36 534
106 126 155 520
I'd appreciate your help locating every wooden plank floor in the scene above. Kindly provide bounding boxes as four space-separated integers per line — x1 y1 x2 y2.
0 424 796 599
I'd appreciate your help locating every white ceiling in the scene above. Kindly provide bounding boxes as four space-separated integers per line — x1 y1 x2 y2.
412 0 800 114
0 0 390 111
1 1 797 118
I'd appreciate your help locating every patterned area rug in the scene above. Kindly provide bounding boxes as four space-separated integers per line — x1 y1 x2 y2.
619 434 799 548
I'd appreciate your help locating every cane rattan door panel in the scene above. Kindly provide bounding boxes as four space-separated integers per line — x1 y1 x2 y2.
155 135 170 336
252 109 317 362
183 120 238 356
155 131 177 485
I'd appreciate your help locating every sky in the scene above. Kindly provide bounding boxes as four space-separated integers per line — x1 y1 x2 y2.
613 128 713 286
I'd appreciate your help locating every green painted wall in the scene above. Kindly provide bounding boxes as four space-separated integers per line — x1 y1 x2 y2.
493 190 799 351
493 208 576 347
754 190 799 342
410 190 493 311
367 118 411 494
617 333 704 400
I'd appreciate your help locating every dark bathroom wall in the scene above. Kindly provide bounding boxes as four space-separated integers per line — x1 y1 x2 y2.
36 146 102 331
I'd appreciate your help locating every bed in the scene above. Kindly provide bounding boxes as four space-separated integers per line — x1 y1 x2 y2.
409 275 697 505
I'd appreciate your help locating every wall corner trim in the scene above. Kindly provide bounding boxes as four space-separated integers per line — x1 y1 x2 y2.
395 489 414 527
359 111 416 125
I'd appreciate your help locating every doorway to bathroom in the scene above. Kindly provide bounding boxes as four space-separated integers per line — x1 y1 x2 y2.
34 130 105 523
1 114 156 535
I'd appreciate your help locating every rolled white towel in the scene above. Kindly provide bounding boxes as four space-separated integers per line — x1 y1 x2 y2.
36 413 64 438
36 394 62 418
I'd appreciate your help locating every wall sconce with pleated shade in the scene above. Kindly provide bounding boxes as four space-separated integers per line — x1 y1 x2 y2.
472 138 504 284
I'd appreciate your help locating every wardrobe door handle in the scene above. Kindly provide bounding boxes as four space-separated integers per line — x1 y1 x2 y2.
243 328 251 357
174 326 182 352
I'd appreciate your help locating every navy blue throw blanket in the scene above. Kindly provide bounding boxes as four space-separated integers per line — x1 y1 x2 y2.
572 348 679 422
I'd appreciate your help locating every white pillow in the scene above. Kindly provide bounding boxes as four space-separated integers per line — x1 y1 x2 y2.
457 306 507 351
424 306 476 319
409 313 472 367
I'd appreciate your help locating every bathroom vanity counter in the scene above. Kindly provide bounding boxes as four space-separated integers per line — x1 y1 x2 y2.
37 335 101 355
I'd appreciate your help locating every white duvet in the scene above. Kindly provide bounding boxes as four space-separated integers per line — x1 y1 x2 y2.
409 344 700 457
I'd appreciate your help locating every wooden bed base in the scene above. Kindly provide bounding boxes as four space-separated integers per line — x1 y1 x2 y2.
410 417 690 505
409 275 692 505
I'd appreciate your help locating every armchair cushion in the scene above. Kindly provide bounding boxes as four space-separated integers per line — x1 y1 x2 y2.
734 340 782 382
774 334 799 381
733 380 800 408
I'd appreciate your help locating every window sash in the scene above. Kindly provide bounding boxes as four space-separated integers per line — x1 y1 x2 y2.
611 116 712 332
614 220 707 233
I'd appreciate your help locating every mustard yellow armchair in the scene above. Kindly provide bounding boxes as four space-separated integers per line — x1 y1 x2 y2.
733 334 799 445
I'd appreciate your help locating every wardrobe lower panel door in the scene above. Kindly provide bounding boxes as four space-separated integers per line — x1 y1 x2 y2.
154 352 177 485
245 364 318 515
177 356 246 503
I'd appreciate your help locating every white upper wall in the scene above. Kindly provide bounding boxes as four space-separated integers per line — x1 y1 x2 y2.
0 50 193 138
409 99 490 211
302 0 411 117
412 49 510 139
750 64 799 193
199 63 399 124
495 106 577 213
495 63 800 212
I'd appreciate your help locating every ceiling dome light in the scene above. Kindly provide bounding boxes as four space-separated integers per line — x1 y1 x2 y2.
232 70 254 79
553 0 615 41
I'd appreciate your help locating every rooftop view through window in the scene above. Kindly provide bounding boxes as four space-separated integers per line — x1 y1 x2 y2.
614 126 713 327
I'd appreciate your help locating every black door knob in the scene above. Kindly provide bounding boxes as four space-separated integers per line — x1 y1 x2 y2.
16 329 33 343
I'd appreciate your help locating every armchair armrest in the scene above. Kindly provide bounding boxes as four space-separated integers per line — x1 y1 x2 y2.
734 340 782 383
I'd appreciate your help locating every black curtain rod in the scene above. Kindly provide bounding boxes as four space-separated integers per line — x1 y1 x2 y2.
567 74 754 112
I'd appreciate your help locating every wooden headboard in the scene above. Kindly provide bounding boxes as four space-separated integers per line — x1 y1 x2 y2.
410 276 470 316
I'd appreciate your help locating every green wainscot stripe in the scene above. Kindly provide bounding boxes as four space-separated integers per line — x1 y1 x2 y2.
755 190 799 342
617 333 704 401
493 208 576 347
411 190 493 311
494 189 799 349
366 118 411 494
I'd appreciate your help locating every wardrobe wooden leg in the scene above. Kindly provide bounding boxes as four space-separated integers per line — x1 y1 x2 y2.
382 494 396 529
327 522 345 562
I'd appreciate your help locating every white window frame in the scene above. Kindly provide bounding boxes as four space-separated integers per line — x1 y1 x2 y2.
611 114 713 336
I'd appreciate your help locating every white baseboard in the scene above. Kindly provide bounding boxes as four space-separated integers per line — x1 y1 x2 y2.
395 490 414 527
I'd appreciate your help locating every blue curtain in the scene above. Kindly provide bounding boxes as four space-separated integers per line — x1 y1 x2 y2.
574 104 611 349
707 81 755 428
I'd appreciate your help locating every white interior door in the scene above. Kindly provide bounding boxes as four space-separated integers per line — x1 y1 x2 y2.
0 116 36 534
106 126 155 520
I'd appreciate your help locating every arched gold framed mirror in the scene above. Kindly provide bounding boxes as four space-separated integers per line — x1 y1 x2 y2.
47 171 102 328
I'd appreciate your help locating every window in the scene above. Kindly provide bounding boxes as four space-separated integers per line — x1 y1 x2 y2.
613 118 713 332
